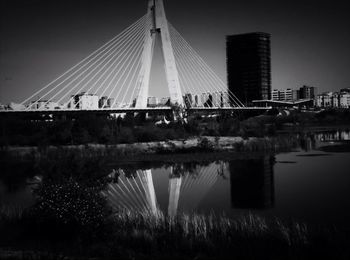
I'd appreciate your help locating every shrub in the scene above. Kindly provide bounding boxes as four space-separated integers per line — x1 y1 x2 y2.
117 127 135 143
198 137 214 151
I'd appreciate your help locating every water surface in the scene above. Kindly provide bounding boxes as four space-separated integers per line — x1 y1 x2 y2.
1 130 350 228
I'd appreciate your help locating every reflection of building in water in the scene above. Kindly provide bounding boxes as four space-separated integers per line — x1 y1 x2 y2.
314 130 350 142
229 156 274 209
299 133 316 151
104 162 223 217
301 130 350 150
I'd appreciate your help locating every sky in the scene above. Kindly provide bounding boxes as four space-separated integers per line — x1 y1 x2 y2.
1 0 350 104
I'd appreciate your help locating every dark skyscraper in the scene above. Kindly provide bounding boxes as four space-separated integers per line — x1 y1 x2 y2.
226 32 271 105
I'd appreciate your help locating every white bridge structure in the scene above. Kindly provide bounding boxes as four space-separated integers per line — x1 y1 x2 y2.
0 0 262 115
103 163 224 217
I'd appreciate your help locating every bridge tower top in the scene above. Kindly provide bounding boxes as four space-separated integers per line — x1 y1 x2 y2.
135 0 183 108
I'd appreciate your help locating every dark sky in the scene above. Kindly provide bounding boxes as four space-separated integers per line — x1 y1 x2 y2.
1 0 349 103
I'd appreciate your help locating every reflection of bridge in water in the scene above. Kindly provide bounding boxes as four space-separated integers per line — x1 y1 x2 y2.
103 156 275 216
103 163 222 217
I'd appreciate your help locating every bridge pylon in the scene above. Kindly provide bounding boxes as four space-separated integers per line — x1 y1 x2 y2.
135 0 183 108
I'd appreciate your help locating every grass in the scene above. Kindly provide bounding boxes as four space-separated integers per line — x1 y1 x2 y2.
1 205 348 259
110 209 337 259
0 205 24 222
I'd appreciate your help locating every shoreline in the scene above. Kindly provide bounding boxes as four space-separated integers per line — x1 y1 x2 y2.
276 124 350 133
2 135 297 160
2 125 349 160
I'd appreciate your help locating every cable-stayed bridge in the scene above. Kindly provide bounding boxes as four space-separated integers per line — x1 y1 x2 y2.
1 0 271 116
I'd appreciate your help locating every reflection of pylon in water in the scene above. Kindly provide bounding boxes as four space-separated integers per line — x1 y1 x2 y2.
104 163 223 216
139 169 158 214
168 175 182 217
103 169 159 215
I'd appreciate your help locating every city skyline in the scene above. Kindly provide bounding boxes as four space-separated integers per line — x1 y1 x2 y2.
1 0 350 104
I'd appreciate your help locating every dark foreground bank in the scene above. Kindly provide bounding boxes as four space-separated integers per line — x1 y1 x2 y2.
1 206 349 260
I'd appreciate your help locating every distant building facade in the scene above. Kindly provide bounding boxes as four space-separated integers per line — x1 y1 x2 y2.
316 92 333 107
340 88 350 94
178 91 231 108
99 96 108 108
147 96 158 107
194 94 200 107
316 90 350 108
271 88 293 102
184 93 193 108
69 92 99 109
299 85 317 99
107 98 115 108
226 32 271 106
8 102 26 111
160 97 170 105
270 85 317 107
29 100 60 110
340 93 350 108
201 92 210 106
99 96 115 108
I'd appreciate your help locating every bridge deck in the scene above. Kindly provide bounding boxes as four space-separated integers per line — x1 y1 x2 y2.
0 107 272 116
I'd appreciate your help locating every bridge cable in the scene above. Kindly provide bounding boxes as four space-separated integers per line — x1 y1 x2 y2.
54 16 148 109
67 16 148 109
171 23 244 107
169 23 244 108
103 24 148 108
22 14 146 108
169 23 231 106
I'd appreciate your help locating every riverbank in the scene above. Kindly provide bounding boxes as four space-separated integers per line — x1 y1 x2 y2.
277 124 350 134
2 135 298 160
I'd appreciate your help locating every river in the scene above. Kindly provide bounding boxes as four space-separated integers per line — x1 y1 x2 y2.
1 130 350 228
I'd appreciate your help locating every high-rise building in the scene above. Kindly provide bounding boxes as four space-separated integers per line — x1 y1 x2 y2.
226 32 271 105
